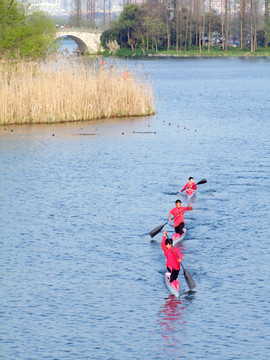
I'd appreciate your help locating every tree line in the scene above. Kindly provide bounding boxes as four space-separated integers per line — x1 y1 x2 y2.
0 0 56 59
99 0 270 53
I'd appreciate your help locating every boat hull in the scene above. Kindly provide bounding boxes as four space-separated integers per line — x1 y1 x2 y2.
186 188 196 200
172 228 187 245
165 272 179 297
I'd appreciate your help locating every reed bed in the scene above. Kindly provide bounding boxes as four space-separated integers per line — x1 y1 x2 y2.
0 58 155 125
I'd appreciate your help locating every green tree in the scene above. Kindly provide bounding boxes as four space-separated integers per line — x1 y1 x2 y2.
100 24 120 49
140 1 167 51
148 17 166 51
118 4 143 51
0 0 56 59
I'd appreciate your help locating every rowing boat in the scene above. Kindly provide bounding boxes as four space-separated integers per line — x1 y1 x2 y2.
172 228 187 245
186 188 196 200
165 272 179 297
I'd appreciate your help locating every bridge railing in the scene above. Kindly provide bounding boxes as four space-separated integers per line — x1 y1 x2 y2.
56 27 102 34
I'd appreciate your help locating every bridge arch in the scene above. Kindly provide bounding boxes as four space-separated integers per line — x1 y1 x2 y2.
59 35 88 54
55 30 102 54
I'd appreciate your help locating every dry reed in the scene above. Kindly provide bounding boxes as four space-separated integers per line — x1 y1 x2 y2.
0 57 155 125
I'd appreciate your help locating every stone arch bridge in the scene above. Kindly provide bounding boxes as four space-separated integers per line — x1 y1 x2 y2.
55 30 102 54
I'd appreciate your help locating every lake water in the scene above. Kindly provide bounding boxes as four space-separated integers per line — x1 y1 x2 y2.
1 50 270 359
55 37 80 54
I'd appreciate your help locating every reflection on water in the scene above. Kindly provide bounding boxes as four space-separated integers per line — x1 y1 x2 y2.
158 295 186 337
156 288 196 358
156 295 189 359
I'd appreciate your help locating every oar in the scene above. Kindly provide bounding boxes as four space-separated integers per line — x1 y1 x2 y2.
149 211 184 238
196 179 207 185
149 222 168 238
181 263 196 290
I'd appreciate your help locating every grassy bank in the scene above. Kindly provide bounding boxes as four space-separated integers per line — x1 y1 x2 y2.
112 46 270 58
0 58 154 125
156 46 270 57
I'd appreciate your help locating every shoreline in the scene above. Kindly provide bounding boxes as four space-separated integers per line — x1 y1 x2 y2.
111 47 270 59
145 53 270 58
0 116 155 137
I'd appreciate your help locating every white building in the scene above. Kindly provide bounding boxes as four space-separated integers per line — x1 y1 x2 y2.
31 0 71 15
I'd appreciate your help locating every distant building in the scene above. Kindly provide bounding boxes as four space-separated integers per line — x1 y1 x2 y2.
31 0 72 15
32 0 123 16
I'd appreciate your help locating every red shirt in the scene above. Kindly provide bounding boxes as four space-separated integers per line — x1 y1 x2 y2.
169 206 191 227
161 235 183 270
181 182 197 192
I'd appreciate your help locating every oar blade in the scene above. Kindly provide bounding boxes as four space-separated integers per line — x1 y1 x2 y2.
183 269 196 290
196 179 207 185
149 222 168 238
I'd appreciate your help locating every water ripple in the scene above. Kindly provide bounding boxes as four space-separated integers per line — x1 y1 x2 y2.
1 57 270 360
